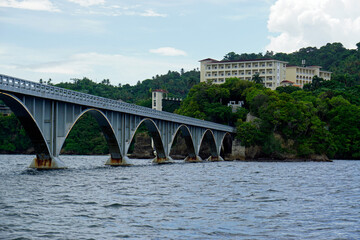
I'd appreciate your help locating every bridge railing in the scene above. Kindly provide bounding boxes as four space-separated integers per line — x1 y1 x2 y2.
0 74 235 132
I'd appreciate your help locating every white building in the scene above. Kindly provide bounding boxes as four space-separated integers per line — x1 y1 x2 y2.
285 65 332 88
152 89 168 111
200 58 288 90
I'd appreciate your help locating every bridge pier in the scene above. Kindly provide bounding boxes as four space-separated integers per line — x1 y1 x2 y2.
105 156 132 166
184 155 203 163
152 156 174 164
29 156 66 169
207 155 224 162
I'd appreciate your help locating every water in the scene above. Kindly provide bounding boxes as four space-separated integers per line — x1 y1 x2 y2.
0 155 359 240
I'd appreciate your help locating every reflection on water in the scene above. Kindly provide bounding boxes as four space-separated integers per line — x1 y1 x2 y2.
1 155 359 239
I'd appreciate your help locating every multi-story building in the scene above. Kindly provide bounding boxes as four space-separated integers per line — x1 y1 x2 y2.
199 58 288 89
285 65 332 88
200 58 332 89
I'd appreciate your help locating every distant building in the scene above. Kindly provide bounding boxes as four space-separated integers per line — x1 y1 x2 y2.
199 58 332 89
199 58 288 89
152 89 182 112
285 65 331 88
152 89 168 111
280 80 295 87
227 101 244 113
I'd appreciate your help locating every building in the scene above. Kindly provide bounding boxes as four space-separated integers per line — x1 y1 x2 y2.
199 58 288 89
285 65 331 88
152 89 168 111
152 89 182 112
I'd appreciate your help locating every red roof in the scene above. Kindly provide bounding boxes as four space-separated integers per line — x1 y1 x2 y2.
199 58 287 63
152 89 168 93
281 80 294 83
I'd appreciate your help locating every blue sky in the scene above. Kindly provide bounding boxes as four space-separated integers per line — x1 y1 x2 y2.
1 0 359 86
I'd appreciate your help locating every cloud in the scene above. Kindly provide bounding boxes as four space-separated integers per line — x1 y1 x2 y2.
139 9 167 17
149 47 187 56
266 0 360 52
67 0 104 7
0 0 59 12
0 48 196 85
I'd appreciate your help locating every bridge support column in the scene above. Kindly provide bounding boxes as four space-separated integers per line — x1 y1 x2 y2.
105 156 132 166
207 155 224 162
184 155 203 163
152 156 174 164
29 156 66 169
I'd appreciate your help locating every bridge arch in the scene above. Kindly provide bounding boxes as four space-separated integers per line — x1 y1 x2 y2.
128 118 166 159
0 92 51 160
169 124 196 160
220 132 233 160
198 129 218 160
59 108 122 160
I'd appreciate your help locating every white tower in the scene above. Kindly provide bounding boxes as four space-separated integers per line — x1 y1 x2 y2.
152 89 168 111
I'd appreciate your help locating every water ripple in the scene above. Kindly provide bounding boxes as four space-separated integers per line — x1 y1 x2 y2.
0 156 359 239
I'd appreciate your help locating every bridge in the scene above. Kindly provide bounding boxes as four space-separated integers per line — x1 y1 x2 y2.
0 74 236 169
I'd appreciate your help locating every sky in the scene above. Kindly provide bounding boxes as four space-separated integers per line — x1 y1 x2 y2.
0 0 360 86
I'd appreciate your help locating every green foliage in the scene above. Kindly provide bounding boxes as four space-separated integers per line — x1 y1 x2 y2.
55 69 200 104
251 73 264 84
61 113 109 155
0 114 32 153
240 80 360 159
236 120 261 147
176 79 251 125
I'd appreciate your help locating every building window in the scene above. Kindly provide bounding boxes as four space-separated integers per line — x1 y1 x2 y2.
153 100 156 107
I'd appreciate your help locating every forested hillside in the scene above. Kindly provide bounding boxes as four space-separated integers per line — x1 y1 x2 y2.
176 77 360 160
55 69 199 107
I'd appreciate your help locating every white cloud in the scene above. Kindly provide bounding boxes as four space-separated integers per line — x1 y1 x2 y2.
149 47 187 56
266 0 360 52
67 0 104 7
0 0 59 12
140 9 167 17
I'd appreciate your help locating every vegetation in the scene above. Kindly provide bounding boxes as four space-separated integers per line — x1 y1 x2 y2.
177 76 360 159
55 69 199 107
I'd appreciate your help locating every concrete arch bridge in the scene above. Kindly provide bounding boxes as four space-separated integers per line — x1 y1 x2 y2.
0 74 236 169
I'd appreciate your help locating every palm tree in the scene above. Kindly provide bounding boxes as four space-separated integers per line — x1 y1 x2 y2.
251 73 264 84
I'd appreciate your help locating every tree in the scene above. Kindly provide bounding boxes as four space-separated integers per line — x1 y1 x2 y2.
251 73 264 84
